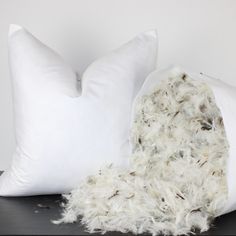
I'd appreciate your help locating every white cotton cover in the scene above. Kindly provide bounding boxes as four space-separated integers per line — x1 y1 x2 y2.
137 66 236 216
186 69 236 216
0 25 158 196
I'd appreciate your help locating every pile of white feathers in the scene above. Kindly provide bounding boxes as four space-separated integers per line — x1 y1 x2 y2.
54 72 229 236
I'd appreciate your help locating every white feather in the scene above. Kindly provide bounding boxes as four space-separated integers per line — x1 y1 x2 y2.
54 71 228 236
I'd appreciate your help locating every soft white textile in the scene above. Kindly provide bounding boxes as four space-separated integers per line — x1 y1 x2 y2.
0 25 157 196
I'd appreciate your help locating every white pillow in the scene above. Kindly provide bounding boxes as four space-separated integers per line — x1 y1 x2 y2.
0 25 158 196
187 69 236 216
54 66 231 235
132 66 236 216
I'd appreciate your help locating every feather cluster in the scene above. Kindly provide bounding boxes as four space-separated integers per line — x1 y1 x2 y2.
54 72 229 235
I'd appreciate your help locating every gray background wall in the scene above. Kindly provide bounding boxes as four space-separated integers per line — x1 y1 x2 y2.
0 0 236 170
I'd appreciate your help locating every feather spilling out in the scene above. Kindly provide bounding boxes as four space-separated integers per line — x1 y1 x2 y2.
54 72 229 235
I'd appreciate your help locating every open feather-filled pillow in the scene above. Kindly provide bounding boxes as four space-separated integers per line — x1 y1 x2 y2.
56 66 236 235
